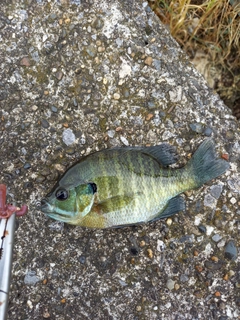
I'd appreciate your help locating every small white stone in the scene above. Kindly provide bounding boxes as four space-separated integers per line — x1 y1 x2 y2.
80 135 86 145
27 300 33 309
120 136 129 146
157 239 166 252
226 306 233 318
206 225 214 236
62 128 76 146
113 93 120 100
32 105 38 111
166 218 172 226
194 216 202 226
165 302 171 309
204 243 212 256
42 34 48 42
119 60 132 79
230 197 237 204
166 279 175 290
107 130 115 138
217 239 226 248
197 236 204 242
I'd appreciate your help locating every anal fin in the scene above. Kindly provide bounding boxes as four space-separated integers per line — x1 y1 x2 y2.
150 196 185 222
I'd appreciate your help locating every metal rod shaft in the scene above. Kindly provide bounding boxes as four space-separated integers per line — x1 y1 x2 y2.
0 213 16 320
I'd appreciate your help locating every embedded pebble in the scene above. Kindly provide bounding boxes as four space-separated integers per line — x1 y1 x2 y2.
217 239 226 248
32 105 38 111
180 274 189 283
113 93 120 100
198 225 206 233
174 283 180 290
230 197 237 204
122 88 130 97
107 130 115 138
120 136 129 146
206 226 214 236
166 279 175 290
225 241 238 261
204 194 217 209
157 240 166 252
86 45 97 57
118 279 127 287
210 185 223 199
147 101 156 109
54 164 66 172
24 270 40 285
166 218 172 226
20 57 31 66
147 248 153 258
79 256 86 264
204 260 223 271
51 106 58 113
55 71 63 80
212 234 222 242
27 300 33 309
203 127 213 136
144 56 153 65
41 119 50 128
48 221 64 231
62 128 76 146
23 163 31 169
43 310 51 318
190 123 203 133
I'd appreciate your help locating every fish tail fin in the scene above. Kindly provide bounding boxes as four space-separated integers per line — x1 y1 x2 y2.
188 139 229 188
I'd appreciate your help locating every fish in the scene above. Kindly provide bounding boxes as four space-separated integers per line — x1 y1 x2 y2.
40 139 229 228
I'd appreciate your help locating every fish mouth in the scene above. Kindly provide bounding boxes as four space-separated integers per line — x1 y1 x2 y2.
40 198 73 222
40 198 53 214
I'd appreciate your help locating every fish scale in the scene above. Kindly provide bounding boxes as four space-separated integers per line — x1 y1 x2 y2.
41 140 229 228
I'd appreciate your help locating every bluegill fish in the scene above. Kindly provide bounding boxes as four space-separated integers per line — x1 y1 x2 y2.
40 139 229 228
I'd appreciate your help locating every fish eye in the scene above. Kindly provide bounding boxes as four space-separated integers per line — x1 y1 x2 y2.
55 188 68 201
88 182 97 194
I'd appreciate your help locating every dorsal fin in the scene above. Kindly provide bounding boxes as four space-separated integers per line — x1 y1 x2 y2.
141 143 178 167
110 143 178 167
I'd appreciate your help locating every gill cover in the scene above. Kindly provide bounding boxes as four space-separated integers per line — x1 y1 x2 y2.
41 183 97 223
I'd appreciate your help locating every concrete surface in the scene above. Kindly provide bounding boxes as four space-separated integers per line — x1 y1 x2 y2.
0 0 239 319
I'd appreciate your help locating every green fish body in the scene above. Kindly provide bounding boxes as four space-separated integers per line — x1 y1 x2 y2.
41 139 229 228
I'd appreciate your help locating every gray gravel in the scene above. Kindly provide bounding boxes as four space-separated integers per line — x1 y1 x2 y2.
0 0 239 319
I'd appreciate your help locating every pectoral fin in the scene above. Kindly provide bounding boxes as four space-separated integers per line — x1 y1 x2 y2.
150 196 185 222
93 195 134 215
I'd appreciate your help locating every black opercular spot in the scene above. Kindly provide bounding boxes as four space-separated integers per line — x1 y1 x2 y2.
55 188 68 201
89 182 97 194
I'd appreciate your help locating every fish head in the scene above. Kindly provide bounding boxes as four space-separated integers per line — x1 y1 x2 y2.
41 182 97 224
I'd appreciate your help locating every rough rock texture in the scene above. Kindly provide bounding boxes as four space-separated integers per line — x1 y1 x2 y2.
0 0 239 319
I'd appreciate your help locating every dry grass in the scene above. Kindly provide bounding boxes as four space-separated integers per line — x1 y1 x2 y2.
149 0 240 118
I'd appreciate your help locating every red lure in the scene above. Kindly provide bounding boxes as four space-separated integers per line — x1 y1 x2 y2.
0 184 28 218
